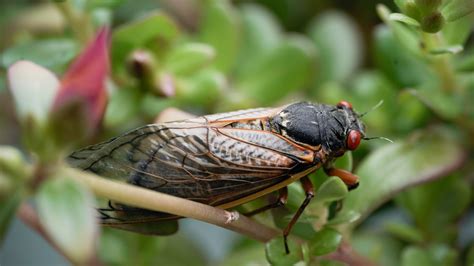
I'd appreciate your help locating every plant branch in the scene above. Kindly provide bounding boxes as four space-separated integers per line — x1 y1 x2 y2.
422 32 457 92
66 168 279 242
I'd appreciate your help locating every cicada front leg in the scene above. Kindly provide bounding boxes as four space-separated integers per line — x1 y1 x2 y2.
325 167 359 190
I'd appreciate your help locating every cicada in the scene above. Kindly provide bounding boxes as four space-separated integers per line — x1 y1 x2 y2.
68 101 365 253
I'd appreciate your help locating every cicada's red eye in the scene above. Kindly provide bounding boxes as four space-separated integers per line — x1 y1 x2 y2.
347 130 361 150
337 101 352 109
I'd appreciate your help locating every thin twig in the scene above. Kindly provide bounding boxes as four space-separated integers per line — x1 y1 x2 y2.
66 168 280 242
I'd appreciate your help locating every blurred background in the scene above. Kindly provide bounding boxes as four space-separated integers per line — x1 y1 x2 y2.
0 0 473 265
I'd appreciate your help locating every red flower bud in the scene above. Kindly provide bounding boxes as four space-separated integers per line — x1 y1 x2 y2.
52 28 110 134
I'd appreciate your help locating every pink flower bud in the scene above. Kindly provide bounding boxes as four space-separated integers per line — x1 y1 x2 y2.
52 28 110 134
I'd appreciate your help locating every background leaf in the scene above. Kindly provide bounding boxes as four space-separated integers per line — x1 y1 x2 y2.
308 228 342 256
199 0 240 72
235 36 316 105
1 39 78 72
112 12 179 72
338 128 465 225
307 10 363 84
36 174 98 264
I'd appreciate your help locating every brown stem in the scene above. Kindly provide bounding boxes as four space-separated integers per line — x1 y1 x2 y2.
16 203 102 266
67 168 279 242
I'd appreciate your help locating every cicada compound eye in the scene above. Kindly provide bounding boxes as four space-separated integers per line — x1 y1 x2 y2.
337 100 352 109
347 130 361 150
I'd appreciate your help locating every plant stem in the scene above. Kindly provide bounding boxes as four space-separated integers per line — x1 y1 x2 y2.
422 32 457 92
66 168 279 242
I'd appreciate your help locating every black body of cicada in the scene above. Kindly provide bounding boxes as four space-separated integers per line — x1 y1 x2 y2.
68 101 365 241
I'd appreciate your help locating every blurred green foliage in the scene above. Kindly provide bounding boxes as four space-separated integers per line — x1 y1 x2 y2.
1 0 474 265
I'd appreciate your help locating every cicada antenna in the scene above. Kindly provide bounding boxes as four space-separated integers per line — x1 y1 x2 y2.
362 136 393 143
359 100 384 117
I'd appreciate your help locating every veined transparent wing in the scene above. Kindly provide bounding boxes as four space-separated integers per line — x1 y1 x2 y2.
68 108 314 231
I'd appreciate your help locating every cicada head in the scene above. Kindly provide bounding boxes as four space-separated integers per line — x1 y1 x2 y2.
271 101 365 159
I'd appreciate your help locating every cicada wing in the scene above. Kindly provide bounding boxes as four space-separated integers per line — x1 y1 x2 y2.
98 201 179 235
68 118 313 231
107 220 178 235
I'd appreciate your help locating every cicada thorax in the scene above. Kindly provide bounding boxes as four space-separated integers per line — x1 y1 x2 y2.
269 102 365 161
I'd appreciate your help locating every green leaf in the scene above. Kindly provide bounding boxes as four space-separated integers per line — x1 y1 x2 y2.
326 210 360 226
408 86 463 120
441 0 474 21
308 228 342 256
265 236 303 265
112 12 179 71
351 231 403 266
238 3 282 51
414 0 442 14
385 222 424 243
401 246 433 266
349 71 400 133
374 25 433 87
1 38 78 72
395 0 423 21
394 91 430 133
199 0 240 72
286 182 306 211
401 244 458 266
221 242 268 266
36 175 97 264
316 177 348 203
235 36 316 105
455 50 474 72
377 5 423 56
235 3 282 74
176 69 225 107
389 13 421 27
442 14 473 45
164 43 215 76
393 0 408 11
334 151 353 171
307 10 362 83
338 128 465 225
427 244 458 266
396 175 470 238
104 87 143 128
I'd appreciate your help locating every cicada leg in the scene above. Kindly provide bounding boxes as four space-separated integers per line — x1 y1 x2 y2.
283 176 314 254
325 167 359 190
244 187 288 217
